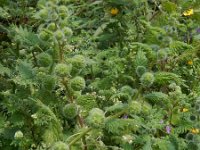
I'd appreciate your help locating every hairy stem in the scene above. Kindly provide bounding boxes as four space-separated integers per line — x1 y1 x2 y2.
62 78 87 149
68 128 92 147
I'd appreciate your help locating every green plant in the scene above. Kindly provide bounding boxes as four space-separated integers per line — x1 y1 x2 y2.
1 0 200 150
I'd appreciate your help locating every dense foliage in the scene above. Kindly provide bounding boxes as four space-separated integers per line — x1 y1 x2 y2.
1 0 200 149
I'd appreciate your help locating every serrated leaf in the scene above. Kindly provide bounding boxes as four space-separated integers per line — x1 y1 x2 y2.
105 102 127 113
162 1 177 13
0 64 11 76
94 22 109 37
143 136 152 150
144 92 168 104
154 72 184 85
171 113 181 125
16 60 34 79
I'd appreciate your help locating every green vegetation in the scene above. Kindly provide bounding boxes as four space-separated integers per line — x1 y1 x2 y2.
1 0 200 149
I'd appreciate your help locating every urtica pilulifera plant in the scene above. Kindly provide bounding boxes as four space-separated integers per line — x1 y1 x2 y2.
70 76 86 91
140 72 155 87
1 0 200 149
51 141 69 150
63 103 78 119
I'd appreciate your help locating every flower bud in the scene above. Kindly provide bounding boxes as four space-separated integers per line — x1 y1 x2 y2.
63 103 78 119
48 22 57 31
58 5 68 17
185 133 194 141
54 30 64 40
63 27 73 37
120 85 135 96
39 31 50 41
70 76 85 91
140 72 154 87
14 130 23 140
38 9 49 19
54 63 72 77
136 66 146 76
86 108 105 128
129 101 142 114
69 55 86 74
37 52 53 67
42 75 56 90
157 49 168 60
190 115 196 121
110 8 119 15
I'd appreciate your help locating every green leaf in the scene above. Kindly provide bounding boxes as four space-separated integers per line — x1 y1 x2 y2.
122 143 132 150
154 72 184 85
105 119 139 135
171 113 181 125
143 136 152 150
162 1 177 13
94 22 109 37
134 50 148 68
155 139 176 150
144 92 168 104
16 60 34 79
0 64 11 76
169 41 193 54
169 135 179 150
105 102 127 113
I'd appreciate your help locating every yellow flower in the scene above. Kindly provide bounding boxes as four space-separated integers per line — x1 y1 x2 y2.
183 9 194 16
191 128 199 134
187 60 193 65
110 8 119 15
182 108 189 112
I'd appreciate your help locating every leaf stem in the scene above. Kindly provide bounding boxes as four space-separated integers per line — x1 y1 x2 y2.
68 128 92 147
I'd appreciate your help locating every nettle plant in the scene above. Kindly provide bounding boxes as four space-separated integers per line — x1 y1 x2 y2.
1 0 200 150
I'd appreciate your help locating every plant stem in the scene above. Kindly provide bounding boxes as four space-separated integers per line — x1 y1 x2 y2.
58 42 64 63
32 51 37 66
68 128 92 147
62 78 87 150
106 109 128 120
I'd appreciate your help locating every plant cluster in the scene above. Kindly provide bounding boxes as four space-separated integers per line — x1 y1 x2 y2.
1 0 200 150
